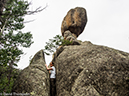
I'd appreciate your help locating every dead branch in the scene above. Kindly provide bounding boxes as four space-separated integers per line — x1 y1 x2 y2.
27 4 48 15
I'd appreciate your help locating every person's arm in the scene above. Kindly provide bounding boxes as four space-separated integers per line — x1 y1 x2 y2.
45 64 53 70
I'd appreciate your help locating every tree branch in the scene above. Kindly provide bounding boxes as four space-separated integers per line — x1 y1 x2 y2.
27 4 48 15
0 14 10 34
23 19 35 24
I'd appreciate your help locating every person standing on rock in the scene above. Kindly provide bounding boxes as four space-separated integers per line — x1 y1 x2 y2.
45 62 56 96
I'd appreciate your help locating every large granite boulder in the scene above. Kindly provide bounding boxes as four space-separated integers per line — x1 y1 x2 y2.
12 50 50 96
53 41 129 96
61 7 87 38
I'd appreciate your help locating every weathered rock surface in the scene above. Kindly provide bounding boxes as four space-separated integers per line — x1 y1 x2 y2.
13 50 50 96
63 30 81 45
53 41 129 96
61 7 87 38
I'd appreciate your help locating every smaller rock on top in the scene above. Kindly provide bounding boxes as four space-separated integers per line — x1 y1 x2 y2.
61 7 88 38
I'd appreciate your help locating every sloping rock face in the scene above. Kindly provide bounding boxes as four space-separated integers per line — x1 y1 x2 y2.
13 50 50 96
61 7 87 38
53 41 129 96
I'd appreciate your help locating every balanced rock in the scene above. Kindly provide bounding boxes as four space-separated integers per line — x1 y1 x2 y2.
53 41 129 96
13 50 50 96
61 7 87 38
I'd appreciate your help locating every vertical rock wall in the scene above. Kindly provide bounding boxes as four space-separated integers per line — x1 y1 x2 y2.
13 50 50 96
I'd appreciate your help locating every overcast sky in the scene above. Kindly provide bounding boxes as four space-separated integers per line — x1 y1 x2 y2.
17 0 129 69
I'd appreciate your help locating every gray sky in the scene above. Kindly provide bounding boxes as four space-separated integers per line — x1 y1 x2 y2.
17 0 129 69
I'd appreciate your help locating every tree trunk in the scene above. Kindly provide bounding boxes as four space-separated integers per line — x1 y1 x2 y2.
0 0 6 16
8 60 13 85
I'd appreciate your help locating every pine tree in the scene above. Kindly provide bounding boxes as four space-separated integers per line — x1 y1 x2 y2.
0 0 46 92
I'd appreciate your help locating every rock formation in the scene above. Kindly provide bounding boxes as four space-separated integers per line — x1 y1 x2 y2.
12 6 129 96
13 42 129 96
53 41 129 96
61 7 87 38
12 50 50 96
64 30 81 45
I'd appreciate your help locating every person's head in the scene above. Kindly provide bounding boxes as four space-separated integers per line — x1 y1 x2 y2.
50 62 54 67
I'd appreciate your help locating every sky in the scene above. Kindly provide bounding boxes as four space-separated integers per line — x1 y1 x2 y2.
17 0 129 69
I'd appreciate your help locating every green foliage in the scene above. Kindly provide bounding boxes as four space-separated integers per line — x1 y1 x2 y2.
0 0 34 67
0 0 34 93
1 0 29 31
0 75 14 93
0 65 20 93
61 38 73 46
44 35 72 55
0 0 45 93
